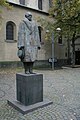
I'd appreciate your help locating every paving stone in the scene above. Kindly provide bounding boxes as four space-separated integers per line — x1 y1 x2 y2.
0 68 80 119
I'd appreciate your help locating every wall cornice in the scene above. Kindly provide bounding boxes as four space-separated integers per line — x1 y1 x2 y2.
8 2 49 16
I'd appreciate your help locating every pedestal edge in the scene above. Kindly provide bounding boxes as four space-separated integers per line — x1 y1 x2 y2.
7 99 53 115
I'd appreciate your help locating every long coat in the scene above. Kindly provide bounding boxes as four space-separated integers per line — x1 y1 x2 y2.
17 18 41 62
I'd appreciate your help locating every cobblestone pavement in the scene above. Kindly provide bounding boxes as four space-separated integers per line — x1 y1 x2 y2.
0 68 80 120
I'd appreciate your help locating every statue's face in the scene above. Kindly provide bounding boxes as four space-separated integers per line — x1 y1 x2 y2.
25 12 32 21
27 15 32 21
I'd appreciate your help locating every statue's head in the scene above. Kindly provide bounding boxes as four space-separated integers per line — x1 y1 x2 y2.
25 12 32 21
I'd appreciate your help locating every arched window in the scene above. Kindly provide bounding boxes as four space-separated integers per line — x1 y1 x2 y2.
19 0 25 5
38 0 42 10
49 0 52 8
6 21 15 41
38 26 42 42
58 35 62 44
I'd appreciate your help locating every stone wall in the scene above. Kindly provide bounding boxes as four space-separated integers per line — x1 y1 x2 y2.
0 3 67 67
0 5 49 62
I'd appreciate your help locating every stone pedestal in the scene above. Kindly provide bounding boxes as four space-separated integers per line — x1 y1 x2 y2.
16 73 43 106
7 73 53 114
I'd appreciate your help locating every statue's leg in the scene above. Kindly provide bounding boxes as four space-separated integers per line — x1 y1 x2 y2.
23 62 30 74
29 62 34 74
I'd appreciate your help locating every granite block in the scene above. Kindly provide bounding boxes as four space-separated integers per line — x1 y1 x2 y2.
16 73 43 106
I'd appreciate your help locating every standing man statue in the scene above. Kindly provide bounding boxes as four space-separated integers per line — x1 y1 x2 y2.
17 12 41 74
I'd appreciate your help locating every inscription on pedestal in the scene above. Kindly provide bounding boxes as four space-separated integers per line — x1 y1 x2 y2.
16 73 43 106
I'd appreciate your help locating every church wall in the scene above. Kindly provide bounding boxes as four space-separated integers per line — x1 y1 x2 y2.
0 5 50 62
0 4 68 68
7 0 49 12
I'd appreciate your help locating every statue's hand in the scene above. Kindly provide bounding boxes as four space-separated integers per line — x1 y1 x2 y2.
38 46 40 50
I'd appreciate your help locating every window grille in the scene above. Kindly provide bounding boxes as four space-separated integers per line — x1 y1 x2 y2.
38 0 42 10
58 35 62 44
6 22 14 40
49 0 52 8
38 26 42 42
19 0 25 5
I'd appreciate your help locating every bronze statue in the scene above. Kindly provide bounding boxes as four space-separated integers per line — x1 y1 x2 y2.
17 12 41 74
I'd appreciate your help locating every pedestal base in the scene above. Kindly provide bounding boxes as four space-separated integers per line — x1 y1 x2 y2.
7 73 53 114
7 99 53 114
16 73 43 106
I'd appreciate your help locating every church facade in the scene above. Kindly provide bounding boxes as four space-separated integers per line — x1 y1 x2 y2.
0 0 80 68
